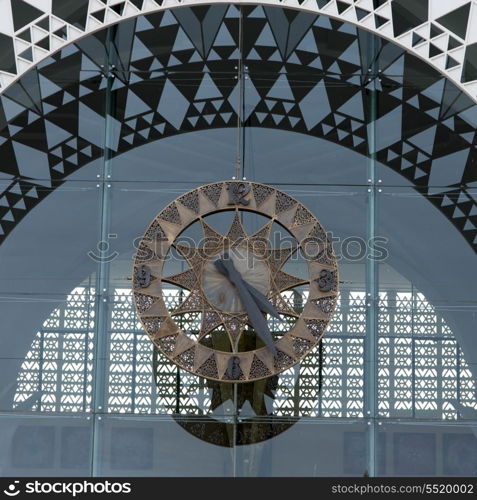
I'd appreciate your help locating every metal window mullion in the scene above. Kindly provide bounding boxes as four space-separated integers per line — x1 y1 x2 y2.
132 329 138 413
38 329 45 411
342 338 348 416
411 286 416 418
56 326 65 412
90 26 116 477
456 340 462 407
365 30 379 478
231 5 246 477
343 289 349 335
83 279 93 412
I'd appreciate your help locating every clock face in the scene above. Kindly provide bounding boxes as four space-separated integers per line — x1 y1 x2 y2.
132 181 338 382
202 246 271 314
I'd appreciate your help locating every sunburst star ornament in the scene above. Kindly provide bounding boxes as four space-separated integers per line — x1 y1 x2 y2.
133 181 338 382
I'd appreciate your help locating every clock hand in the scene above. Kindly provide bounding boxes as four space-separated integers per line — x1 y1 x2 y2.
245 285 281 321
214 254 280 318
214 255 277 353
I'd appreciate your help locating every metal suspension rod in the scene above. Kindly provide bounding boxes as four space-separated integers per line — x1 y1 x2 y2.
234 6 244 181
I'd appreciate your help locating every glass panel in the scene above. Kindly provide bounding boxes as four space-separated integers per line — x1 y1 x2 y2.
0 414 93 476
0 178 100 412
101 181 367 420
235 419 372 476
0 25 106 417
243 9 370 185
243 129 368 185
0 288 96 413
109 130 237 183
95 415 233 476
106 10 239 182
0 37 107 183
0 179 102 294
375 41 477 192
377 186 477 420
377 421 477 477
106 180 197 291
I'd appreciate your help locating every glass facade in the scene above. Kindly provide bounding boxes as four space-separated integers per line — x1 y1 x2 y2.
0 4 476 477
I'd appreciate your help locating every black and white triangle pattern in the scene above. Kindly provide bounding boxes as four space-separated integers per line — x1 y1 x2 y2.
0 1 476 99
0 5 476 250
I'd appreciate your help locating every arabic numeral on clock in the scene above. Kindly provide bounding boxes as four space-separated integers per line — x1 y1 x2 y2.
227 182 250 206
318 269 335 292
226 356 242 379
135 265 151 288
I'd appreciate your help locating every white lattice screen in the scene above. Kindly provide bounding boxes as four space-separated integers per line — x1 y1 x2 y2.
13 287 476 419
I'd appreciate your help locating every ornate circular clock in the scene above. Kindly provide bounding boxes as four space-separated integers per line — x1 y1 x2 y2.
132 181 338 382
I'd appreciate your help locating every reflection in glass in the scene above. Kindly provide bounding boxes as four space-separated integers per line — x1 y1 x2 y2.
0 2 475 477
